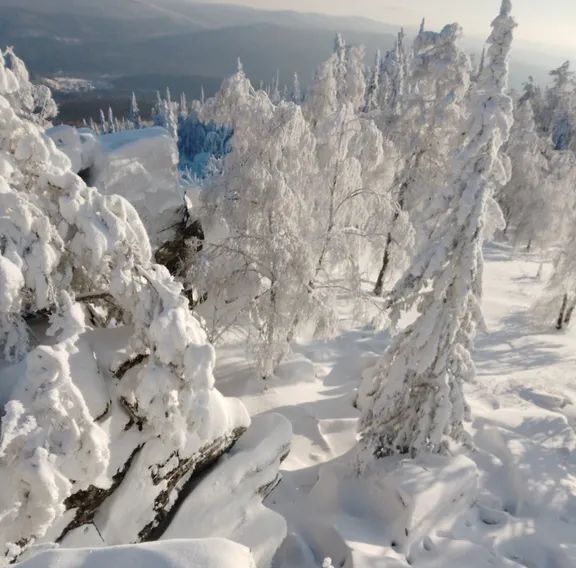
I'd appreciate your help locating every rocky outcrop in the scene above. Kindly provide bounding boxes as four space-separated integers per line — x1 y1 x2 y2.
161 413 292 568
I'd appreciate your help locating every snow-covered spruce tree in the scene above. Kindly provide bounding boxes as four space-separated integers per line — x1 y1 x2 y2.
194 65 326 378
364 49 381 114
99 108 107 134
0 50 249 560
270 70 282 104
179 91 188 118
107 106 116 134
545 62 576 150
358 0 515 458
518 75 548 137
497 99 557 249
304 33 366 126
0 293 109 561
128 91 142 129
291 72 302 104
373 22 472 296
377 28 408 124
151 90 179 139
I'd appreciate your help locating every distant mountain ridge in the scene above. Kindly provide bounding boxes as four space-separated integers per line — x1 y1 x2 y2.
0 0 565 122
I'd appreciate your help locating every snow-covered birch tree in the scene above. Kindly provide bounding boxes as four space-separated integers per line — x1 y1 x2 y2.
193 66 327 377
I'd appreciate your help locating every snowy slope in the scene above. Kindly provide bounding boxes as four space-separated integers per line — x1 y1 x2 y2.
213 243 576 567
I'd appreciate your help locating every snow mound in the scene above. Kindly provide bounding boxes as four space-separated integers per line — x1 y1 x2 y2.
14 538 255 568
275 454 478 568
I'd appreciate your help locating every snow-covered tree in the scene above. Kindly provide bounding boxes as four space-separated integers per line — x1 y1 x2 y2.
270 70 281 104
107 106 116 134
179 91 188 118
150 90 179 139
152 90 163 126
359 0 516 458
547 63 576 151
0 294 109 558
291 72 302 104
0 50 249 560
4 47 57 125
534 152 576 329
164 98 178 139
498 99 557 249
99 108 107 134
304 33 366 125
474 48 486 82
310 101 396 309
373 22 472 295
128 91 141 129
364 49 381 113
195 67 326 377
377 28 408 123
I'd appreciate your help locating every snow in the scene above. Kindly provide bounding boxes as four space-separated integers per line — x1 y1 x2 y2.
23 323 252 549
14 538 256 568
209 243 576 567
0 256 23 312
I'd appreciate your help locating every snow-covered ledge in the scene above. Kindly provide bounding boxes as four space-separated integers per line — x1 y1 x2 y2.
162 413 292 568
14 538 256 568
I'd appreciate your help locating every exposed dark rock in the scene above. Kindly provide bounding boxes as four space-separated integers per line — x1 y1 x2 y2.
57 444 144 542
139 425 246 541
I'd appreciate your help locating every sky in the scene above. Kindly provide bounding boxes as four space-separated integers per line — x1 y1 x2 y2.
196 0 576 51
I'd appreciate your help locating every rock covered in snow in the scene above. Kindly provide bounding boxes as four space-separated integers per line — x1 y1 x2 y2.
91 127 184 245
0 48 280 566
162 413 292 568
46 125 184 246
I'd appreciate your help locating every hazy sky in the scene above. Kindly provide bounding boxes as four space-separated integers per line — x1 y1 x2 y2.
198 0 576 50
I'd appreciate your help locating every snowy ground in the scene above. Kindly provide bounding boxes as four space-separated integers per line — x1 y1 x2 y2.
215 243 576 567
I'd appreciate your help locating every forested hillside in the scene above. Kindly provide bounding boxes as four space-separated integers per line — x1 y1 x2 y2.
1 1 576 566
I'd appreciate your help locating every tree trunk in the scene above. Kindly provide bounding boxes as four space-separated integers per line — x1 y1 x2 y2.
373 193 404 297
556 294 568 330
564 298 576 327
373 232 393 297
372 149 418 297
